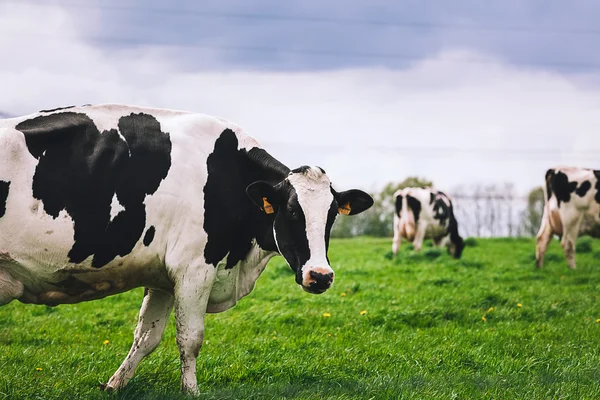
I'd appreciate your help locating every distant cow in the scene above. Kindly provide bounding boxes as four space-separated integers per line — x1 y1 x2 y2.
392 187 464 258
0 104 373 393
536 166 599 269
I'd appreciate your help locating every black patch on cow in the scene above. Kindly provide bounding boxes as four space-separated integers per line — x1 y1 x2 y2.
271 181 312 279
429 192 435 204
447 207 464 259
0 180 9 218
291 165 311 174
546 170 578 206
594 170 600 204
406 194 421 224
432 197 449 226
545 169 554 200
143 226 156 246
16 112 172 267
575 180 591 197
39 105 76 113
394 194 403 216
203 129 290 269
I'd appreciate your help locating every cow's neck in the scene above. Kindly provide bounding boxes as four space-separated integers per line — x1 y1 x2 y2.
243 147 289 253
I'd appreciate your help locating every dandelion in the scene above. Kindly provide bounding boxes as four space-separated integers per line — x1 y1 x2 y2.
360 310 367 315
487 307 494 313
103 340 110 345
596 319 600 323
323 313 331 318
517 303 522 308
560 276 565 280
35 368 42 372
327 333 332 337
340 293 346 297
272 336 277 340
481 316 487 322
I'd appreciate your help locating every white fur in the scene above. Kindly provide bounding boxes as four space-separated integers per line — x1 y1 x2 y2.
286 168 335 287
536 166 599 269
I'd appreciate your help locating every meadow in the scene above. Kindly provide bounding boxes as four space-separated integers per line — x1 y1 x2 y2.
1 237 599 399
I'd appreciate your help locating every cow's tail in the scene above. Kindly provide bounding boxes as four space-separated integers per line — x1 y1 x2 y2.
542 168 563 236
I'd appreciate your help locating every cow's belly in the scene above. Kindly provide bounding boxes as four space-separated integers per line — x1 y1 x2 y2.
0 251 172 306
0 210 172 305
424 224 448 240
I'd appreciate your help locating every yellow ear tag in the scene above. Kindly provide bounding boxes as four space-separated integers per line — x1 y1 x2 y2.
338 202 351 215
262 197 275 214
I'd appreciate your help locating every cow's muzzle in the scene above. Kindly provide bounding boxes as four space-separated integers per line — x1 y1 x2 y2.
301 266 334 294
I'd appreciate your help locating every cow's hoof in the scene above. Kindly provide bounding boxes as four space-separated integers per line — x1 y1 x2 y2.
99 383 115 393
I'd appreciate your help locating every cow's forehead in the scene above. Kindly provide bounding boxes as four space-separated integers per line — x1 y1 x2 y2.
285 167 332 198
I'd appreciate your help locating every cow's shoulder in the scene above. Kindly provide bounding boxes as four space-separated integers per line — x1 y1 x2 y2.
203 129 283 269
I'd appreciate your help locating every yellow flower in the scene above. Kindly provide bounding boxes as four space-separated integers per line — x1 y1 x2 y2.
596 319 600 323
35 368 42 372
103 340 110 345
481 316 487 322
517 303 522 308
560 276 565 280
360 310 367 315
327 333 332 337
272 336 277 340
487 307 494 313
340 293 346 297
323 313 331 317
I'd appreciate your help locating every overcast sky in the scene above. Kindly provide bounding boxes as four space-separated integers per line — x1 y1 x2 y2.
1 1 599 194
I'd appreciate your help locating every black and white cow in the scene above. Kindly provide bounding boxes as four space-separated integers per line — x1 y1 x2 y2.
392 187 464 258
536 166 599 269
0 104 373 393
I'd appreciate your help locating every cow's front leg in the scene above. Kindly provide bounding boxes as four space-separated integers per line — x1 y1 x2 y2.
174 267 216 394
104 288 174 391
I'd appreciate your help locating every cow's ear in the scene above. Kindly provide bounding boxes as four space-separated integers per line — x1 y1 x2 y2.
334 189 374 216
247 181 278 215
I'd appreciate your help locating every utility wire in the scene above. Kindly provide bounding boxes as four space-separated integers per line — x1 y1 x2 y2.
6 0 600 37
4 29 600 70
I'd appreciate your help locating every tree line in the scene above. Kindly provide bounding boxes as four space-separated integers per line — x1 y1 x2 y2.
331 177 598 238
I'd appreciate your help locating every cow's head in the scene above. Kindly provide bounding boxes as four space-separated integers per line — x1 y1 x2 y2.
247 166 373 294
449 235 465 259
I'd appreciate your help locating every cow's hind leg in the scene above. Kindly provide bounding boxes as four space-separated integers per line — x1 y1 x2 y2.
392 215 402 256
104 288 174 392
0 268 24 306
535 208 553 268
412 222 427 252
561 218 582 270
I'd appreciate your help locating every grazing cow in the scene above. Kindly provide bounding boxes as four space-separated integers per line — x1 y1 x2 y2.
0 104 373 393
536 166 599 269
392 187 464 258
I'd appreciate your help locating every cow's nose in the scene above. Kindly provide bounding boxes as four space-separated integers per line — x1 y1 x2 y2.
309 270 334 291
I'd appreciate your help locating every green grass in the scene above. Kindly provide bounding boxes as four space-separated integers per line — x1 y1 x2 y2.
1 237 600 399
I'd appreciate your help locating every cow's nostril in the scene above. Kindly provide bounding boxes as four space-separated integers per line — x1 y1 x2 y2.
309 271 334 288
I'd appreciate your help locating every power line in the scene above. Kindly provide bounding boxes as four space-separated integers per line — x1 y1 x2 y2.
4 29 600 70
6 1 600 37
264 142 600 158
